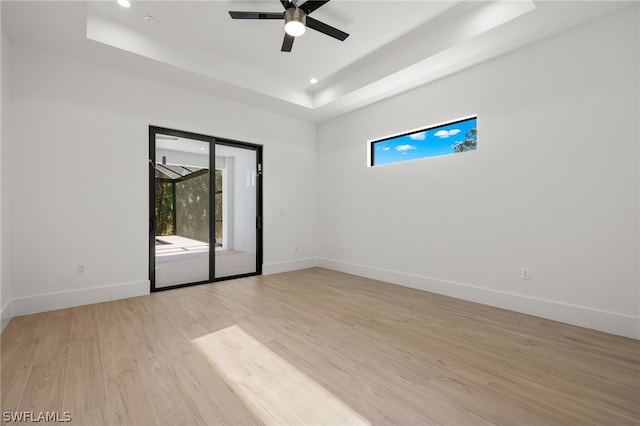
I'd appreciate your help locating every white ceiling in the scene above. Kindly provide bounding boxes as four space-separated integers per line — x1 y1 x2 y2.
2 1 633 123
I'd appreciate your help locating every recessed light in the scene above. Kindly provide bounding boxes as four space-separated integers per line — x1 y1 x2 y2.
117 0 131 8
310 78 318 84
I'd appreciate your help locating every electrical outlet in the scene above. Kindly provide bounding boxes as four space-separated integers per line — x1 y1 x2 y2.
521 267 530 280
76 264 86 275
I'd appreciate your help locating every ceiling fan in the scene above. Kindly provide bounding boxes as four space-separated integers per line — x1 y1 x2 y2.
228 0 349 52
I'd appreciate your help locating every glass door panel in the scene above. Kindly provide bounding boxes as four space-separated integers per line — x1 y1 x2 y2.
214 143 258 278
154 135 210 288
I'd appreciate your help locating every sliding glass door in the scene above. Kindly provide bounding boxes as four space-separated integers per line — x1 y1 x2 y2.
214 143 259 279
149 127 262 291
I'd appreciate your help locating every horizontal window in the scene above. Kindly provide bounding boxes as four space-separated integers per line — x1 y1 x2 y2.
369 115 477 167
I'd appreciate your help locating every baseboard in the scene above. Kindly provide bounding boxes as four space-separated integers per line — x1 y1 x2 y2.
263 257 319 275
318 258 640 340
3 262 638 340
8 280 150 319
1 299 12 333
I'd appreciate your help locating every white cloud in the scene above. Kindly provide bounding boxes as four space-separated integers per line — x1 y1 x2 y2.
395 144 416 152
382 147 391 151
434 128 461 138
409 132 426 141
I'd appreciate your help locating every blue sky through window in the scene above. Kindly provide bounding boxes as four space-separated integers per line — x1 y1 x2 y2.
370 116 477 166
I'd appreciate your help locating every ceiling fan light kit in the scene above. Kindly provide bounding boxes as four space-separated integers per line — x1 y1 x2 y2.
284 7 306 37
229 0 349 52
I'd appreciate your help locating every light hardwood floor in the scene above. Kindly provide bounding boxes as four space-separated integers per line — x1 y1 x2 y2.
193 325 370 425
1 268 639 425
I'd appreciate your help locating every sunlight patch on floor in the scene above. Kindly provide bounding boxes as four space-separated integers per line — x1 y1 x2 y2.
192 325 371 426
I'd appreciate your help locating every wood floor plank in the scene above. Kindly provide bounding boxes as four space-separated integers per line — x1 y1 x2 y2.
134 287 261 425
496 361 639 424
551 364 640 418
0 312 49 414
95 300 158 425
19 309 73 413
63 305 108 417
70 405 110 426
1 267 638 425
128 306 210 426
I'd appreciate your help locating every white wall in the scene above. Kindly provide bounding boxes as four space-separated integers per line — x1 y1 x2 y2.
3 40 317 319
317 6 640 339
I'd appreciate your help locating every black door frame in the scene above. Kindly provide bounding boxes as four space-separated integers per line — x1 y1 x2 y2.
149 126 263 292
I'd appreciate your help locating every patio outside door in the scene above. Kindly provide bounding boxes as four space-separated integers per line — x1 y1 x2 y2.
149 127 262 291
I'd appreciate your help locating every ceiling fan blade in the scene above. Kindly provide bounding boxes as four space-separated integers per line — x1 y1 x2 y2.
280 0 295 10
229 11 284 19
306 16 349 41
300 1 330 15
281 33 295 52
